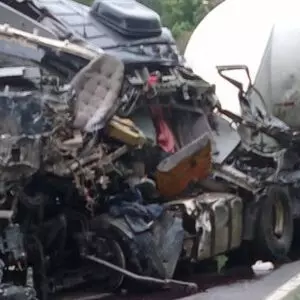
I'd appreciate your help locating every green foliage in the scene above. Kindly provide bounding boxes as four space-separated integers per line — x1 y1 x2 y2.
75 0 93 4
138 0 221 38
214 255 228 273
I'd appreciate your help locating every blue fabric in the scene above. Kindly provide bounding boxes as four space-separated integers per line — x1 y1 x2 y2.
108 188 163 233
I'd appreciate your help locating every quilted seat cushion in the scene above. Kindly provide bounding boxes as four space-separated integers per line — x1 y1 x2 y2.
71 53 125 132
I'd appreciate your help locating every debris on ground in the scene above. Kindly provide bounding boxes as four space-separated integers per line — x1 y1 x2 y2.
252 261 275 276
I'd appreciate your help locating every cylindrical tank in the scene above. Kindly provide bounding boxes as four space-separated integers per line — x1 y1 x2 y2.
185 0 300 130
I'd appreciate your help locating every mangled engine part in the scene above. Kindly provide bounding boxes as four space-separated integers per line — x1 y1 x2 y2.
118 65 217 119
0 136 42 184
78 208 198 292
116 67 219 159
0 284 37 300
0 193 27 280
42 54 129 192
0 54 126 206
0 90 51 183
0 65 77 182
0 221 36 299
113 64 218 159
0 54 127 296
165 193 243 261
213 164 261 192
0 224 27 269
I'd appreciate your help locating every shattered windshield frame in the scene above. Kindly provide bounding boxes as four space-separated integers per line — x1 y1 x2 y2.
0 38 88 82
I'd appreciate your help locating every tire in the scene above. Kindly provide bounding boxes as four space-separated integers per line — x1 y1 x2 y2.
255 186 293 261
91 231 127 291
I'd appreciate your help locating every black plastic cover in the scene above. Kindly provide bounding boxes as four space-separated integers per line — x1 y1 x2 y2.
90 0 162 38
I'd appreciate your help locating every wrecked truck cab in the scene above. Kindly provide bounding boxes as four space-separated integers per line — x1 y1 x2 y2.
0 24 208 298
211 64 300 260
0 25 128 299
0 24 98 81
0 22 260 300
0 37 71 185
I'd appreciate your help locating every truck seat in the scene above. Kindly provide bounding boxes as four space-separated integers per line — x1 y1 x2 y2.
70 53 124 132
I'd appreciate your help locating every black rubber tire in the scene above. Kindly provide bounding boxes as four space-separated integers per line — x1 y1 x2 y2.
255 186 293 261
91 230 127 291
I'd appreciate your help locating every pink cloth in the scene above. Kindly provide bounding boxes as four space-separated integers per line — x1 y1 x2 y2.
150 106 176 153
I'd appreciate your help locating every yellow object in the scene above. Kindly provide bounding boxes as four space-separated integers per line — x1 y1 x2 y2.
107 116 147 147
156 134 212 198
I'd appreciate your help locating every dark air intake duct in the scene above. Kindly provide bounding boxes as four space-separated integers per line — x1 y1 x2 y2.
90 0 162 38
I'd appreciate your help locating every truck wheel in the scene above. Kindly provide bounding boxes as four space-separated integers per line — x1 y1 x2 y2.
255 186 293 261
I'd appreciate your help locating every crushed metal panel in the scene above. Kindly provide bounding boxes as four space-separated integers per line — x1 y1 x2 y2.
0 24 101 60
0 136 42 182
0 66 41 81
212 114 241 164
213 164 261 192
165 193 243 261
35 0 119 48
0 2 57 39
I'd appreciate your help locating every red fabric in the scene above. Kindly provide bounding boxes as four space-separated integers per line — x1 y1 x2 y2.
150 106 176 153
147 74 158 85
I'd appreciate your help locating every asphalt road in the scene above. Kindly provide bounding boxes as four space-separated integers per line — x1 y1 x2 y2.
180 260 300 300
56 260 300 300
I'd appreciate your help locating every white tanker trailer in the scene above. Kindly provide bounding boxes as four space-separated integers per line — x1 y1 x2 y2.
185 0 300 129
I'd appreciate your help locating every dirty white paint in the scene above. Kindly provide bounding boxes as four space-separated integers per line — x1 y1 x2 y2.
184 0 275 114
184 0 300 119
